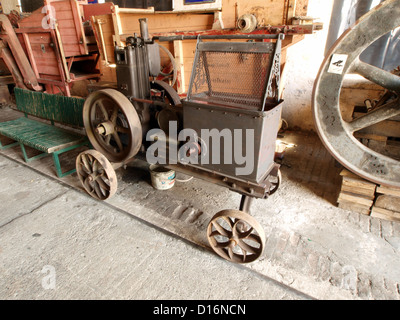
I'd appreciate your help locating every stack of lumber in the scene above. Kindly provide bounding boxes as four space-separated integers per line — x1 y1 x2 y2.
371 185 400 222
337 169 376 215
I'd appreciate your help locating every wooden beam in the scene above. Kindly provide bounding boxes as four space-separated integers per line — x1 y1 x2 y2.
173 40 185 95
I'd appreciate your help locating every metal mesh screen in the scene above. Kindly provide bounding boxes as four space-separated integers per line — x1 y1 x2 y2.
188 49 274 110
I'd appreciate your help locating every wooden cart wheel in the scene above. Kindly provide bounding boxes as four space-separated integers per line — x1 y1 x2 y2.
83 89 142 163
76 149 118 200
207 210 266 264
312 0 400 187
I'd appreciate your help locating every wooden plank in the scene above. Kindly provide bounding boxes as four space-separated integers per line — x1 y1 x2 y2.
340 169 377 191
57 19 76 30
342 177 376 192
337 191 374 207
354 132 388 142
173 40 185 95
55 10 74 21
371 207 400 222
112 6 123 47
69 0 87 55
24 33 52 45
338 200 371 215
0 75 14 85
376 185 400 197
287 0 297 23
340 184 375 199
221 0 287 28
53 23 70 82
18 13 45 28
51 0 74 12
375 195 400 212
118 12 213 36
295 0 309 16
39 67 62 76
22 33 40 79
35 58 59 67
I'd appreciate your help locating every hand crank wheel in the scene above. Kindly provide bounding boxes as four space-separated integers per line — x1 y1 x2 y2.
83 89 142 163
312 0 400 187
76 149 118 200
207 210 266 264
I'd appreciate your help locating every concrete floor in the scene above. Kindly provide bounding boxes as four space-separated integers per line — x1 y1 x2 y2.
1 106 400 300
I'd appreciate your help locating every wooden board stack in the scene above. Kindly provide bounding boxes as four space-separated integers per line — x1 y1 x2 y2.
371 186 400 222
337 169 400 222
337 169 376 215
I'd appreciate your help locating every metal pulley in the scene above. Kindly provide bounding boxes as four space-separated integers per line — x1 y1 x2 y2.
312 0 400 187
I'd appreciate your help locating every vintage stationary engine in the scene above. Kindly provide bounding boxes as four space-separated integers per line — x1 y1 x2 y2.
76 18 284 263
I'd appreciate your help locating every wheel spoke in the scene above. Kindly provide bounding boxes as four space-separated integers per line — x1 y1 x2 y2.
215 240 231 249
93 159 99 173
84 177 94 194
238 239 260 255
78 160 91 175
93 181 103 199
227 245 234 261
211 221 231 238
97 176 110 192
104 134 111 146
77 165 89 177
115 126 130 134
346 97 400 132
110 107 118 124
233 222 253 239
96 99 109 120
112 133 124 152
81 154 92 174
352 58 400 93
246 233 263 244
220 216 234 229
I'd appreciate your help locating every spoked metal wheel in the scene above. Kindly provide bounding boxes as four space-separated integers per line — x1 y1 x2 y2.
207 210 266 264
76 149 117 200
313 0 400 187
83 89 142 163
268 169 281 196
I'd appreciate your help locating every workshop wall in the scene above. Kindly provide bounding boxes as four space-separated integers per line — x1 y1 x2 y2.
282 0 334 132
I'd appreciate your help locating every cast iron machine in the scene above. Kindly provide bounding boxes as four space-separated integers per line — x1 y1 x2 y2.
76 19 284 263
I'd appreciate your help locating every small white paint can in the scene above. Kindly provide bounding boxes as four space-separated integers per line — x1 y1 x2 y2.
149 165 176 190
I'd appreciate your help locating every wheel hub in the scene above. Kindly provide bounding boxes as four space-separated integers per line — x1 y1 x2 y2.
96 121 115 136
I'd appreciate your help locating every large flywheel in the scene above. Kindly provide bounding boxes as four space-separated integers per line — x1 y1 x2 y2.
312 0 400 187
83 89 142 163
